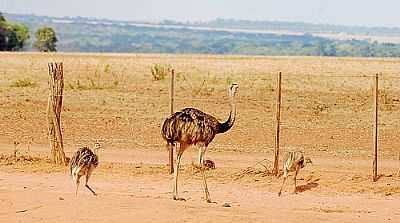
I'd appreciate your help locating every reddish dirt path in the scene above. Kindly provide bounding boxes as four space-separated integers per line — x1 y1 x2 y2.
1 144 400 222
1 171 399 223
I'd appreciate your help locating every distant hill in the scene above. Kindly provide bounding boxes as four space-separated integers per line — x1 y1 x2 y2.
165 18 400 37
4 13 400 57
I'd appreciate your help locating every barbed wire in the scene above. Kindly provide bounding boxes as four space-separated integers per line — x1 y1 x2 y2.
4 69 400 154
1 134 270 151
44 92 392 105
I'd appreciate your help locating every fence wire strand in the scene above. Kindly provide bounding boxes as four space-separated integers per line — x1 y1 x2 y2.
3 67 400 161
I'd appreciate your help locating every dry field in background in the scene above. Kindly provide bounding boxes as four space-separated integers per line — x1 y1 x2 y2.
1 52 400 222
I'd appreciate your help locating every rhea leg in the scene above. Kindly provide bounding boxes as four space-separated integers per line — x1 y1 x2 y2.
173 144 185 201
168 143 174 174
293 165 300 194
278 169 288 197
71 167 81 196
199 146 211 203
85 167 97 196
85 185 96 196
75 175 81 196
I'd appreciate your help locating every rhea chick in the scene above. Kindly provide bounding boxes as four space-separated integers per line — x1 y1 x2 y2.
278 151 312 196
69 142 101 196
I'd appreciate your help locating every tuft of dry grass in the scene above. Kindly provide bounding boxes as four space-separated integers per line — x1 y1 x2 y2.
151 63 172 81
10 78 37 88
0 152 51 166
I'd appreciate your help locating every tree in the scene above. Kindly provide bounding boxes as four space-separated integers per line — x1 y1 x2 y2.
0 18 6 50
11 23 30 50
0 12 5 23
4 23 29 51
34 27 58 52
0 12 30 51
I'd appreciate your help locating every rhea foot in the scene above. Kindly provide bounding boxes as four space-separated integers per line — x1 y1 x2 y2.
173 195 186 201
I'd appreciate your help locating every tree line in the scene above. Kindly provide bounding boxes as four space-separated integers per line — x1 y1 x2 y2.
163 18 400 37
3 12 400 57
0 12 57 52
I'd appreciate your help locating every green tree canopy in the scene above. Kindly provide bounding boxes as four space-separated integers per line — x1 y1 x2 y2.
0 12 5 22
0 12 30 51
0 12 6 50
34 26 58 52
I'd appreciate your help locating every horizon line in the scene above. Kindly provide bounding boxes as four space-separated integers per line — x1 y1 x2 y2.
3 11 400 30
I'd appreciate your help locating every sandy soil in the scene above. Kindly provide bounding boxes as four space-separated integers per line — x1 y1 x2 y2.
1 53 400 222
1 144 400 222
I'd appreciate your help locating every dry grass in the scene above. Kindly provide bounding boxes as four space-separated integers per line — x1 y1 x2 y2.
1 53 399 157
1 52 400 192
3 53 400 223
150 63 173 81
10 78 37 88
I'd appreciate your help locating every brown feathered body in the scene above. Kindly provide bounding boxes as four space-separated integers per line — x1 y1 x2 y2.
282 151 305 177
69 145 100 196
69 147 98 178
162 107 233 147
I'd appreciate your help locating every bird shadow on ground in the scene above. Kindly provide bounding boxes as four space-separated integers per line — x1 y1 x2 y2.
296 178 320 193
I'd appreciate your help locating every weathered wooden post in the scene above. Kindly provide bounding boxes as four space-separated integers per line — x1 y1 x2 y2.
168 69 175 174
47 62 67 165
273 72 282 176
372 73 378 182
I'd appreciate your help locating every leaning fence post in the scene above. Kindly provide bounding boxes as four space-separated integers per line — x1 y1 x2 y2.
273 72 282 176
168 69 175 174
47 62 67 165
372 73 379 182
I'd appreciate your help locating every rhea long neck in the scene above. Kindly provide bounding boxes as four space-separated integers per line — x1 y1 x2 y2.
218 90 236 134
92 146 100 157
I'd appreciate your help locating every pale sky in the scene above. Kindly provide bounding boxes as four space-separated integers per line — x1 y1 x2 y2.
0 0 399 27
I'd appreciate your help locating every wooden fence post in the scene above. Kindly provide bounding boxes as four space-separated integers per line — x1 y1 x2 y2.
273 72 282 176
168 69 175 174
372 73 379 182
47 62 67 165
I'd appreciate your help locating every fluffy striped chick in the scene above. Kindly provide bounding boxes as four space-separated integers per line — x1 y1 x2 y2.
278 151 312 196
69 143 101 196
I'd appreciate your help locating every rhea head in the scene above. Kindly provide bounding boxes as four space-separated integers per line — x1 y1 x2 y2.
229 83 239 96
93 142 102 151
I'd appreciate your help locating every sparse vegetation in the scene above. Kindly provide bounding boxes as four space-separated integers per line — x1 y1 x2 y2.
190 79 215 96
0 152 48 165
1 141 50 166
67 64 122 90
151 63 172 81
380 89 398 111
312 103 329 115
10 78 37 87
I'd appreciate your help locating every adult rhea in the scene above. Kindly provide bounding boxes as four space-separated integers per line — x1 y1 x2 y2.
162 83 239 203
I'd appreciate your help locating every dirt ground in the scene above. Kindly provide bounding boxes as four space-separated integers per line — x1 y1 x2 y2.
1 53 400 222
